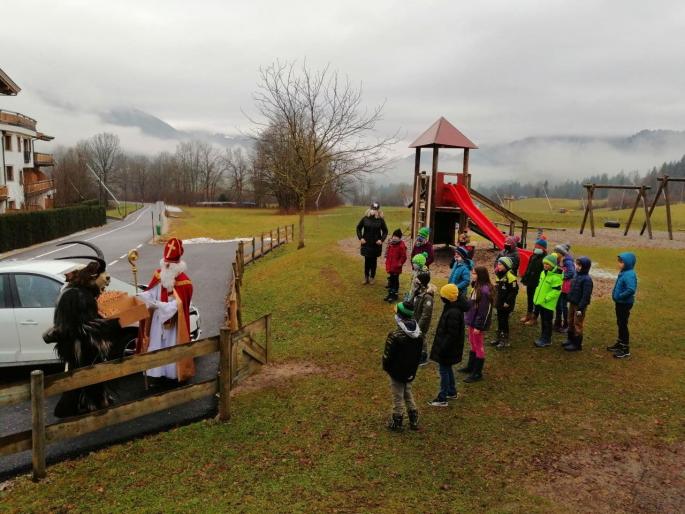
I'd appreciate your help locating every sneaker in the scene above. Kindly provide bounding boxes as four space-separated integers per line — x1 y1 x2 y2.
446 393 458 400
613 347 631 359
369 277 376 285
524 317 538 326
606 341 622 352
428 398 448 407
534 339 551 348
494 340 510 350
408 410 419 430
563 344 582 352
362 277 369 285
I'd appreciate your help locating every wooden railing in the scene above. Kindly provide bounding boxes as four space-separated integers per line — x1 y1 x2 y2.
0 109 37 131
33 152 54 167
0 185 7 199
0 315 271 480
24 179 55 196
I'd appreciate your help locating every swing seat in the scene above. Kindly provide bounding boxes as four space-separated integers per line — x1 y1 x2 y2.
604 220 620 228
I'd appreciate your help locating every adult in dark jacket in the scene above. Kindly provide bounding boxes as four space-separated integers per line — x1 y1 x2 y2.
564 256 594 352
383 301 423 430
428 284 470 406
356 202 388 285
520 238 547 325
494 235 520 275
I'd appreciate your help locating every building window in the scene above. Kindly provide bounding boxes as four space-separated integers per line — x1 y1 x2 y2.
23 139 30 163
3 135 11 151
19 169 23 185
8 201 15 210
6 166 13 181
17 136 21 152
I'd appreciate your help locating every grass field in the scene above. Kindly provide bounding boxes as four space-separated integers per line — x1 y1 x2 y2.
105 202 144 219
2 206 683 513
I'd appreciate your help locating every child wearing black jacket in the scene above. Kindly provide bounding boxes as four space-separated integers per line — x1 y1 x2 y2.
492 256 519 349
382 301 424 431
564 257 594 352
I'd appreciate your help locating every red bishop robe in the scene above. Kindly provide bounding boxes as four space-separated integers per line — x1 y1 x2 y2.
137 270 195 381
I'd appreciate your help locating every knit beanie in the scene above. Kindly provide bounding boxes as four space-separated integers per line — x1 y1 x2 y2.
417 270 431 286
392 228 402 238
455 246 470 260
418 227 430 239
554 243 571 255
412 253 427 268
550 252 560 262
543 255 557 267
498 256 513 270
505 235 517 247
395 300 414 318
371 202 380 210
440 283 459 302
534 238 548 249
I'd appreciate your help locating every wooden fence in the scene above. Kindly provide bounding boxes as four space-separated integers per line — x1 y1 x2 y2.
0 223 294 481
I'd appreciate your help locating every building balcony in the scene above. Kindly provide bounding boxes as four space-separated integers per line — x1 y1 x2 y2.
0 109 37 131
0 185 8 200
24 178 55 196
33 152 54 167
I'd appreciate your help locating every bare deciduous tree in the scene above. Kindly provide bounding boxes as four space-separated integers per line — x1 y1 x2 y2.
222 147 250 203
252 61 395 248
86 133 122 205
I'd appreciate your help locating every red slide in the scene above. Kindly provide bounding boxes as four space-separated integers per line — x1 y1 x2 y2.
443 183 531 275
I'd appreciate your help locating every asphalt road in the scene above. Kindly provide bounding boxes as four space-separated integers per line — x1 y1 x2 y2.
0 207 241 479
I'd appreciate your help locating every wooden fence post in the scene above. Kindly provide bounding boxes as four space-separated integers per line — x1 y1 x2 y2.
218 328 232 421
252 237 256 261
238 241 245 273
270 229 274 251
260 233 264 256
265 313 272 362
31 370 46 481
277 226 281 246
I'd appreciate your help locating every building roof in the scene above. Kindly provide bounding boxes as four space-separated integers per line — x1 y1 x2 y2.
0 67 21 96
409 117 478 149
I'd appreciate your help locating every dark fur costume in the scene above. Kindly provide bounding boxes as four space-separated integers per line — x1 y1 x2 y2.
46 260 126 418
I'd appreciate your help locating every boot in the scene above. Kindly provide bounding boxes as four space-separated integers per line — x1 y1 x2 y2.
458 351 476 373
613 343 631 359
369 277 376 285
558 321 569 334
362 275 369 285
489 332 503 346
385 293 398 303
387 413 403 431
606 340 622 352
408 410 419 431
564 335 583 352
553 318 562 332
520 313 532 323
464 358 484 383
495 332 510 349
524 314 538 326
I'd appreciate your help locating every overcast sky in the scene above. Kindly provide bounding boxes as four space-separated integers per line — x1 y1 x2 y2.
2 0 685 158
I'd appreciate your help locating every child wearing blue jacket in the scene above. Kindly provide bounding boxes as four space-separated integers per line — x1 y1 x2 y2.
608 252 637 358
563 257 593 352
448 246 473 292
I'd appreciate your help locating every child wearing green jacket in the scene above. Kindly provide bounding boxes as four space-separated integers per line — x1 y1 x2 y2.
533 254 563 348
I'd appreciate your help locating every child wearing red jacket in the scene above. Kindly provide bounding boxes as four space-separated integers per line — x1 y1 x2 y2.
385 229 407 302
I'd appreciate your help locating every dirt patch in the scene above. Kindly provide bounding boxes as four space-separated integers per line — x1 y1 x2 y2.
230 362 352 396
545 227 685 250
321 266 345 288
531 442 685 513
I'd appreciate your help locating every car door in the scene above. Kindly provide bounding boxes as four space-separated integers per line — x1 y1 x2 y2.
0 274 21 363
12 272 62 363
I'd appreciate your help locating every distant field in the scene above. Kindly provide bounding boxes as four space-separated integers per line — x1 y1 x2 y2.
105 202 143 219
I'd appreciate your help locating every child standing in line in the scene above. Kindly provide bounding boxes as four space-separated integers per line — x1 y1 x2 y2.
608 252 637 359
564 257 594 352
553 243 575 333
406 252 428 300
411 270 436 366
427 284 470 406
383 301 424 431
448 246 473 292
495 236 521 275
462 266 493 383
520 238 547 326
492 257 519 349
533 254 563 348
411 227 435 268
384 229 407 303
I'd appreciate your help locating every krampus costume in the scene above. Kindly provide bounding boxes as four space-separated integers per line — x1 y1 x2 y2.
44 241 126 418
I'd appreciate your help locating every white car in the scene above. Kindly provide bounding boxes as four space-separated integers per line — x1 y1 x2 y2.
0 259 201 367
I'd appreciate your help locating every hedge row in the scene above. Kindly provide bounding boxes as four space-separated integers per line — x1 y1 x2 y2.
0 204 106 253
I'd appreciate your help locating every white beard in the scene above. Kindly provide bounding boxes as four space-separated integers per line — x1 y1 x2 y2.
159 259 187 292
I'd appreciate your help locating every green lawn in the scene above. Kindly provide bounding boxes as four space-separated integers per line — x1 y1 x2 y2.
105 202 144 219
2 206 683 513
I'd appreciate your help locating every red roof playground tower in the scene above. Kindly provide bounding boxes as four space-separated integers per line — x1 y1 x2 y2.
409 117 530 265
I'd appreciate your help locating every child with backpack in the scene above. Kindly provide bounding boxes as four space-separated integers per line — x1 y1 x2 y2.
492 257 519 349
533 254 563 348
553 243 575 333
564 256 594 352
411 270 436 366
520 238 547 326
462 266 494 383
448 246 473 292
383 301 424 431
427 284 470 406
384 229 407 303
608 252 637 359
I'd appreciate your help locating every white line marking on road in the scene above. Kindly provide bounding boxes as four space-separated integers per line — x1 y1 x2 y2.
109 260 119 266
30 207 150 260
119 254 127 259
136 244 143 249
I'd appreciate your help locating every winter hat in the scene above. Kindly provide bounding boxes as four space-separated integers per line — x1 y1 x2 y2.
554 243 571 255
498 256 513 270
392 228 402 238
370 202 380 210
505 235 517 247
543 254 557 268
395 300 414 318
455 246 470 260
440 283 459 302
534 238 548 250
418 227 430 239
412 252 427 268
417 270 431 287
